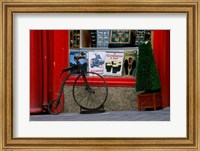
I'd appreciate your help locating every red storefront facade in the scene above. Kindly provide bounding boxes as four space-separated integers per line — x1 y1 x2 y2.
30 30 69 114
30 30 170 114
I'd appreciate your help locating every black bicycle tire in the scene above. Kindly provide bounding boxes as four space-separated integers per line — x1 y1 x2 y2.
72 72 108 110
48 100 63 115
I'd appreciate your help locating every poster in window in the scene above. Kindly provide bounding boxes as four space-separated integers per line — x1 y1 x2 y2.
70 50 88 73
103 51 124 76
123 50 137 77
88 51 106 75
109 30 131 47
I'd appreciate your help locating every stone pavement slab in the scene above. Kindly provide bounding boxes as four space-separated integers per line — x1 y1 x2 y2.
30 107 170 121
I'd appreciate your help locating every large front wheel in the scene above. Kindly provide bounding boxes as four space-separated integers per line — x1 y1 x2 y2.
73 72 108 110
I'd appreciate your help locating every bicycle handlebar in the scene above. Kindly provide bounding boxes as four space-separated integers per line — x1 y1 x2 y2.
60 53 85 78
60 66 76 78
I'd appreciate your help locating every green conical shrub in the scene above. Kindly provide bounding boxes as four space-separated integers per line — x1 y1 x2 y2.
136 41 161 93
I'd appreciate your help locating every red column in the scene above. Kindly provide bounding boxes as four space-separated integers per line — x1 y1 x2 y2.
42 31 49 108
51 30 69 112
30 30 69 114
46 30 55 105
30 30 43 114
153 30 170 108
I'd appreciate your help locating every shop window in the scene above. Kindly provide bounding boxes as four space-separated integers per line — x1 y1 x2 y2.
68 30 152 87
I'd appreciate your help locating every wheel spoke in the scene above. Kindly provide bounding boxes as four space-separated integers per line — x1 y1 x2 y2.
75 91 89 104
73 72 108 110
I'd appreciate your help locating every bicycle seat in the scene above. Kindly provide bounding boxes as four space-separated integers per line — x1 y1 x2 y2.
75 55 85 60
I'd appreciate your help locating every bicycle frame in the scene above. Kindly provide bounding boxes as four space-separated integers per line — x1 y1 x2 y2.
55 59 89 107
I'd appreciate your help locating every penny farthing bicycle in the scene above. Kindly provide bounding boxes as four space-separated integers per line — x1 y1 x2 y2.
48 52 108 115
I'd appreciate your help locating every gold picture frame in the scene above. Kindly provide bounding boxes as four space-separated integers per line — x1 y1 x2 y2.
0 0 199 150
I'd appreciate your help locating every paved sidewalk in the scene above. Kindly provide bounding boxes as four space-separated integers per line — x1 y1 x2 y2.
30 107 170 121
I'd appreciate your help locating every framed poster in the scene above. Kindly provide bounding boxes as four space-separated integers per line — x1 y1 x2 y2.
103 51 124 76
109 30 132 47
0 0 199 151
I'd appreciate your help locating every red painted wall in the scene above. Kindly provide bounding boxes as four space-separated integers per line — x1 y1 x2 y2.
153 30 170 108
30 30 69 114
30 30 43 114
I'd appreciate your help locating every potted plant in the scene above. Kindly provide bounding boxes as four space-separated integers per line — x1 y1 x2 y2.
136 40 162 111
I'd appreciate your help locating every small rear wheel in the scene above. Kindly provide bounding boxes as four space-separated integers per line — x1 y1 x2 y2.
73 72 108 110
48 100 63 115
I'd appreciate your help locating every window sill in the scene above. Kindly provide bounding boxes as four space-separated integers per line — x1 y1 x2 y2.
66 75 136 87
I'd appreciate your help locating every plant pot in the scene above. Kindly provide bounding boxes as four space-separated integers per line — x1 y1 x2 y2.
137 92 162 111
